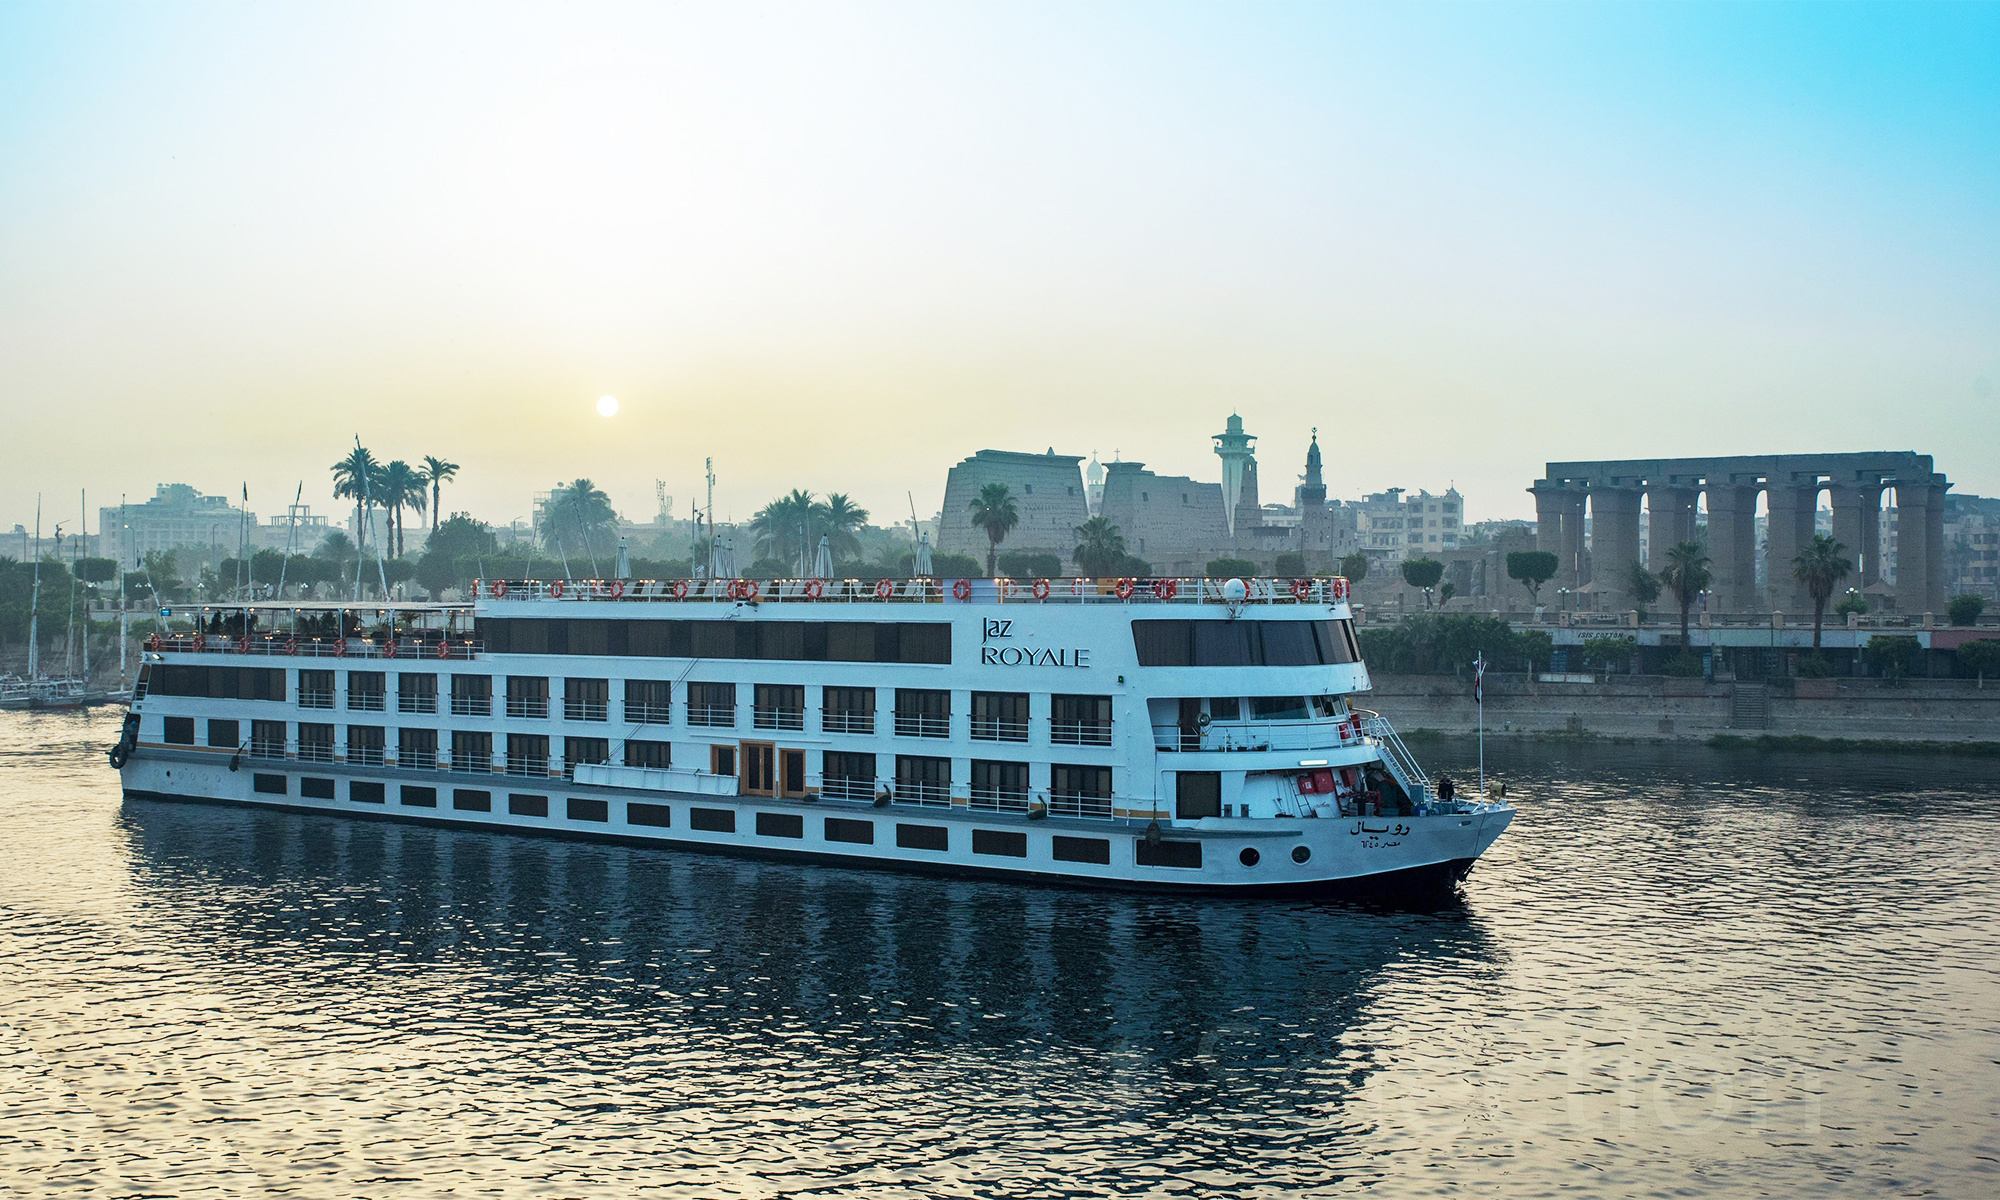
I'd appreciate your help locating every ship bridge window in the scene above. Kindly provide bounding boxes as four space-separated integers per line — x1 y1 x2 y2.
149 664 287 701
1248 696 1310 721
1131 619 1360 668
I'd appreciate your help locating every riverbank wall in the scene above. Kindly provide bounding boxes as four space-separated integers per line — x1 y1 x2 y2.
1369 674 2000 745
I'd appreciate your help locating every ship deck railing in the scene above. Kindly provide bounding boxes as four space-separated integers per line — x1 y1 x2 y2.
476 575 1354 606
145 634 483 659
1153 714 1377 753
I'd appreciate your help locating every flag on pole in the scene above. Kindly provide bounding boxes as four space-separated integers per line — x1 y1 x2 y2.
1473 652 1485 703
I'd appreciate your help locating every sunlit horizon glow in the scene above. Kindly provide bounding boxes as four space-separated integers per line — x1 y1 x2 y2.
1 1 1995 536
597 396 619 419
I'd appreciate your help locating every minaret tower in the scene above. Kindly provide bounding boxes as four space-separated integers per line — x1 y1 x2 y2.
1085 451 1106 516
1298 427 1326 508
1213 413 1257 537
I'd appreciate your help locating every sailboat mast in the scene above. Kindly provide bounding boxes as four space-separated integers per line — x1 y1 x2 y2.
27 497 41 680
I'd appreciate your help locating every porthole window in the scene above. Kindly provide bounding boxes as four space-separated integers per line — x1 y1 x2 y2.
1239 847 1261 867
1291 845 1311 864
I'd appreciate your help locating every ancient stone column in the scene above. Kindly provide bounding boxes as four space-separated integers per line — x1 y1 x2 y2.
1705 485 1758 612
1895 481 1930 613
1763 483 1818 613
1925 483 1949 612
1590 487 1643 607
1856 489 1882 587
1828 484 1866 583
1647 485 1697 570
1532 485 1563 560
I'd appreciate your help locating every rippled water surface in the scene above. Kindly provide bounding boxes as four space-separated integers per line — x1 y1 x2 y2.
3 711 1996 1197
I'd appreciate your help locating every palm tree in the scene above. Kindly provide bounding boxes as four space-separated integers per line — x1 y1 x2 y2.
540 479 617 571
816 493 869 562
330 445 378 552
420 456 459 530
1659 541 1712 655
1072 516 1126 578
968 483 1019 578
1791 534 1853 652
375 460 427 557
750 490 819 566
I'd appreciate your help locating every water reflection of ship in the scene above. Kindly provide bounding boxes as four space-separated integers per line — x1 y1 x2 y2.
121 797 1498 1084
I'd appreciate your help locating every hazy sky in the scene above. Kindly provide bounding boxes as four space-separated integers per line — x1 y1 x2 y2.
2 1 1995 535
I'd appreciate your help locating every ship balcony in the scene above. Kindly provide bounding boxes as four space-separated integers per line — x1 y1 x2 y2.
753 705 806 732
893 714 951 739
625 702 672 725
504 754 550 777
821 710 874 735
562 699 610 722
969 718 1030 743
688 705 736 728
968 785 1031 813
505 697 549 720
1049 720 1113 747
1152 715 1374 754
450 697 491 717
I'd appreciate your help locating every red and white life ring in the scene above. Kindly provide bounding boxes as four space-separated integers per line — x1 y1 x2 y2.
1114 578 1135 599
237 636 251 654
384 638 398 659
804 579 824 599
1031 578 1050 600
951 579 972 600
1153 578 1179 600
672 579 689 599
1330 577 1348 600
285 636 298 656
741 579 761 601
146 633 161 652
607 579 625 599
1290 578 1312 601
549 580 565 599
875 578 895 600
193 633 207 652
435 640 450 660
332 637 347 658
491 580 507 598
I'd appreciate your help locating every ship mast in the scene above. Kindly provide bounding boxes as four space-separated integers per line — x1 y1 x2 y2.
26 497 41 680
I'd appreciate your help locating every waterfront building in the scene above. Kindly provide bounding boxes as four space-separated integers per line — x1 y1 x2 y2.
100 484 257 571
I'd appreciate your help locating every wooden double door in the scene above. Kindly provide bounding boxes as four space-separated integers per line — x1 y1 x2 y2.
739 741 808 799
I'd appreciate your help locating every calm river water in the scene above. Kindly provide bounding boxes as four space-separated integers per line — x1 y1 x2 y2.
1 710 1995 1198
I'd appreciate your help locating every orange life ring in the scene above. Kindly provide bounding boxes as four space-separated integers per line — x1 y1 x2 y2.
672 579 689 599
385 638 398 659
739 579 760 601
875 578 894 600
333 637 347 658
549 580 565 599
952 579 972 600
1331 577 1348 600
435 639 450 660
237 636 250 654
491 580 507 598
193 633 206 652
1290 578 1312 600
285 637 298 656
1153 578 1179 600
608 579 625 599
804 579 823 599
1114 578 1135 599
146 633 161 652
1031 578 1050 600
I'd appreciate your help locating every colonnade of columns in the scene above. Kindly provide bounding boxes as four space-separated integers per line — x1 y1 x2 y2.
1529 458 1949 616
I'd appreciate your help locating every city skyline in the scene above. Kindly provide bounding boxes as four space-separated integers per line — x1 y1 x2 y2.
3 2 1996 529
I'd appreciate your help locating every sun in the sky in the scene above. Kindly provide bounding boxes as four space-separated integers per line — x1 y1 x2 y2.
596 395 619 417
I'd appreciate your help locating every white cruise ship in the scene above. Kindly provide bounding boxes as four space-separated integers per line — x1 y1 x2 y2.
109 576 1512 897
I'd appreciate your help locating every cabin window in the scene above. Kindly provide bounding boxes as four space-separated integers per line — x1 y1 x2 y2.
1130 619 1362 668
298 723 335 763
687 682 736 727
894 755 951 804
628 802 671 827
822 751 876 801
1208 697 1241 721
690 806 734 832
450 730 492 773
824 817 873 845
400 785 437 808
207 719 239 749
163 716 195 745
1135 839 1203 869
505 676 549 719
397 672 437 713
1050 763 1113 818
894 689 950 738
1052 836 1110 864
754 684 806 731
563 737 609 779
479 618 950 665
755 811 803 839
624 679 672 724
350 780 385 804
567 797 608 822
970 692 1029 742
710 744 736 777
347 671 386 712
822 686 875 734
508 793 548 817
505 733 550 776
623 739 671 769
347 725 386 766
299 669 336 709
450 674 491 717
972 829 1027 857
1248 696 1310 721
1050 695 1112 745
251 720 286 757
399 727 438 769
563 677 609 721
452 788 491 811
897 823 948 851
970 759 1029 812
